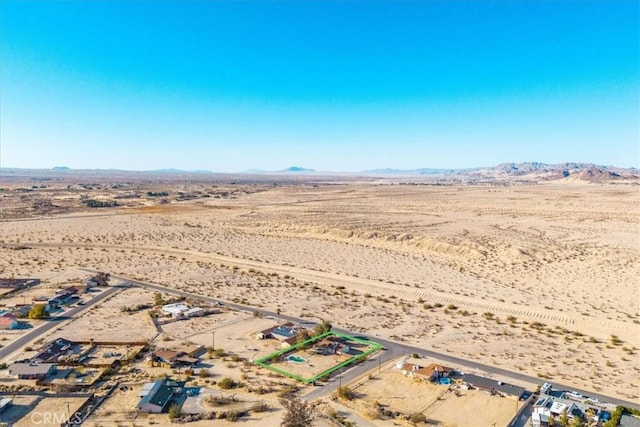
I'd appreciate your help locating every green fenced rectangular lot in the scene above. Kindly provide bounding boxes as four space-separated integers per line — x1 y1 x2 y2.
253 331 382 384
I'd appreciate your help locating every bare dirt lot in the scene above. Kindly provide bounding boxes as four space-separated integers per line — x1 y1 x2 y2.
54 287 158 342
11 396 89 427
345 365 520 427
1 178 638 402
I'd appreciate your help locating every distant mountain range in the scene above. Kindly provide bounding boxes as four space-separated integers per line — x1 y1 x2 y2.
243 166 317 174
2 163 637 183
359 162 639 182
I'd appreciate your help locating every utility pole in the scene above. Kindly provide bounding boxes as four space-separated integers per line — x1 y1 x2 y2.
378 351 381 374
212 330 215 351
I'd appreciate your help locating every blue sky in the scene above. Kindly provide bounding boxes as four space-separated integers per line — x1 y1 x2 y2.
1 1 638 171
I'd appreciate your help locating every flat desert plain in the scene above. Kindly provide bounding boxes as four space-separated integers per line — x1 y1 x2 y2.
0 181 638 401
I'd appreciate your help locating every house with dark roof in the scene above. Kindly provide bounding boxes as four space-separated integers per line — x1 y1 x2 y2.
137 378 183 413
256 326 275 340
11 305 32 318
33 338 75 363
256 322 298 340
271 324 299 341
48 293 75 308
56 286 80 297
281 336 299 349
0 398 11 414
313 337 351 355
463 374 525 399
151 349 199 368
9 363 56 379
0 278 40 288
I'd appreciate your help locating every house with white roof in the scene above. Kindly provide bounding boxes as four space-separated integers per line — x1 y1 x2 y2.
531 396 584 427
161 303 189 319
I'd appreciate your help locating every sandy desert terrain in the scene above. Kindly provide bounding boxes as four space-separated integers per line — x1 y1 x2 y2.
341 367 519 427
0 177 638 402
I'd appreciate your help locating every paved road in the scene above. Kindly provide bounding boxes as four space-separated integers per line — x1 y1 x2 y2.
0 285 123 361
86 270 640 410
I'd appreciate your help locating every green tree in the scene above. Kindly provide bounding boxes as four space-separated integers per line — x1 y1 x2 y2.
559 409 569 427
604 406 625 427
585 408 596 423
28 304 50 319
95 272 110 286
569 416 585 427
313 319 332 336
280 396 314 427
153 292 165 307
296 329 312 344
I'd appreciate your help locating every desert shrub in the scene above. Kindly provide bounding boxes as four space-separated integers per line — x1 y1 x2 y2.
209 348 225 358
337 386 355 401
409 412 427 424
226 410 240 422
168 404 181 421
251 401 269 413
280 397 314 427
218 377 236 390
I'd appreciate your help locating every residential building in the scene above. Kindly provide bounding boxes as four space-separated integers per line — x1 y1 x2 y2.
313 338 351 355
256 327 275 340
161 303 189 319
185 307 205 318
399 361 455 381
271 324 299 341
0 314 18 330
281 336 299 348
151 349 199 368
85 278 99 288
257 322 297 340
48 293 74 308
0 278 40 288
56 286 79 297
0 398 11 414
10 305 31 318
33 338 75 363
531 396 584 427
137 378 183 413
9 363 56 379
463 374 525 399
